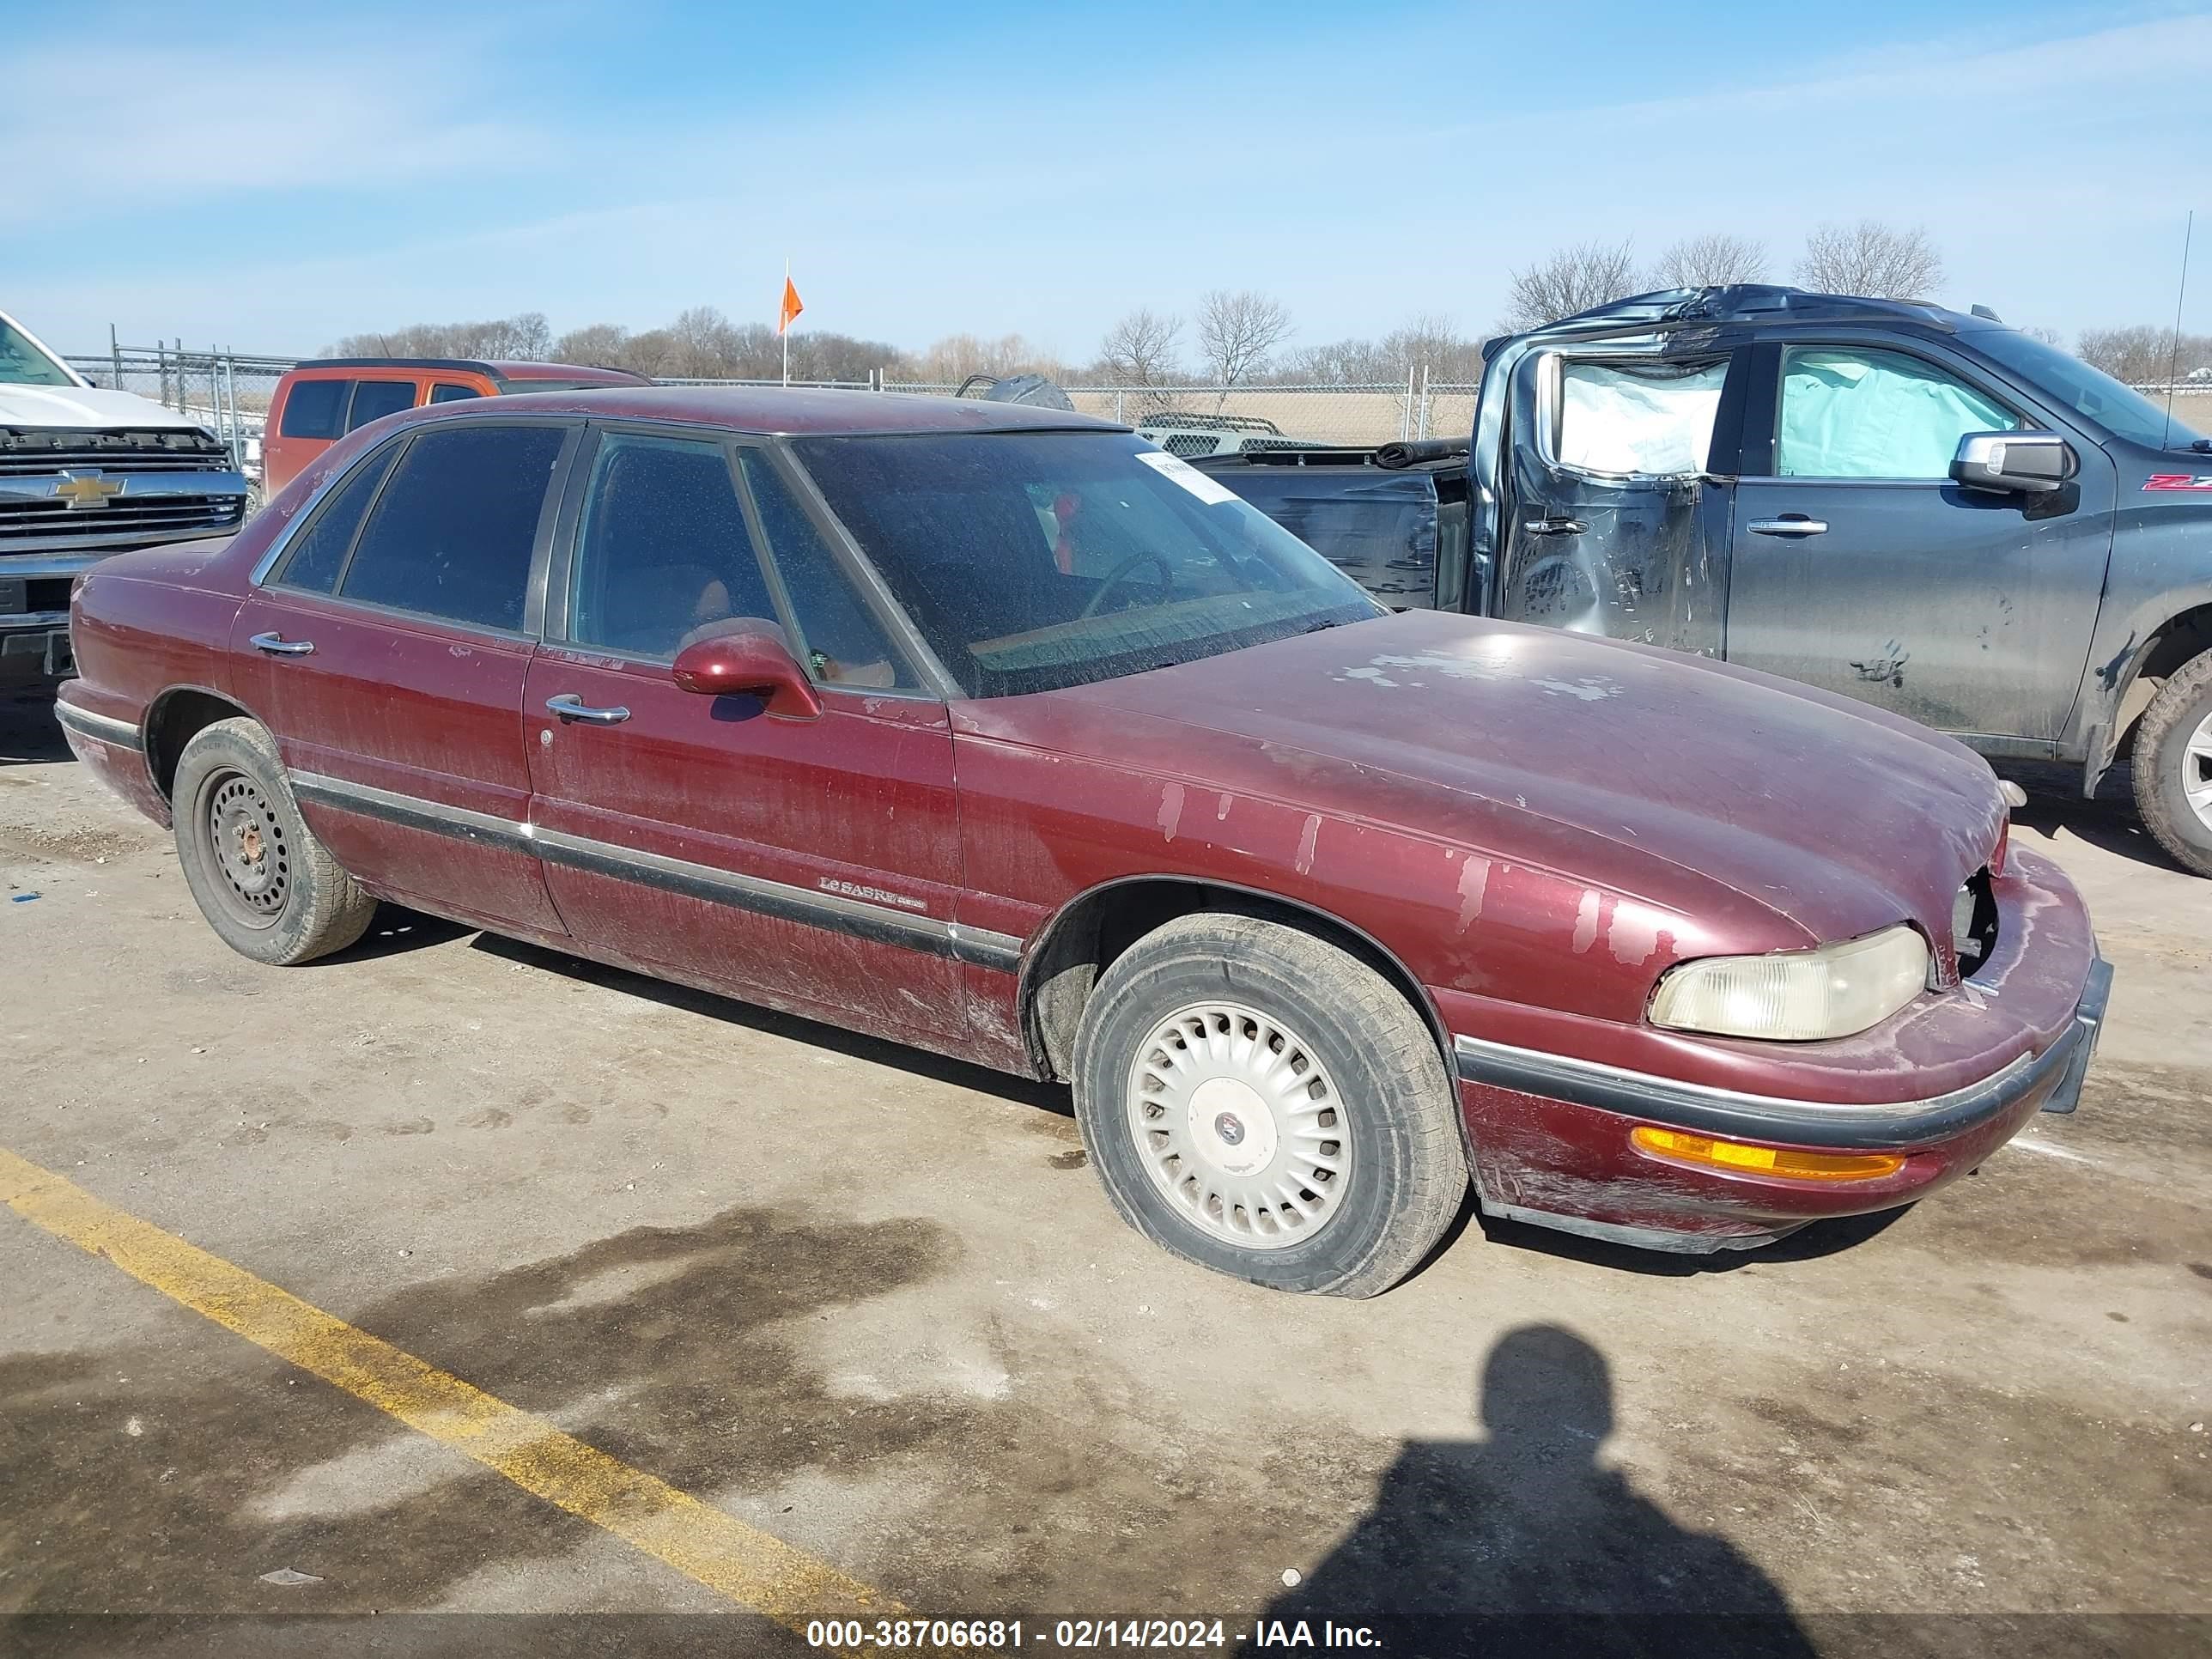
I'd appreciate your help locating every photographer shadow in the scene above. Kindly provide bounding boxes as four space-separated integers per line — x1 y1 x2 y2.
1245 1324 1814 1658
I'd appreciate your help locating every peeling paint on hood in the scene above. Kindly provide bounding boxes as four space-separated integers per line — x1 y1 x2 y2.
1045 609 2006 957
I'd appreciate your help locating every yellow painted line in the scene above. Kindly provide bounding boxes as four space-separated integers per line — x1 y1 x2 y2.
0 1146 920 1656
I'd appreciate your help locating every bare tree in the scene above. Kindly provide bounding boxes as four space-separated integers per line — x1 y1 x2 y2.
326 311 553 361
910 332 1069 384
554 322 631 367
1275 313 1484 386
1650 233 1768 290
1196 290 1294 392
1796 221 1943 301
1498 241 1639 333
2079 324 2212 386
1097 308 1185 388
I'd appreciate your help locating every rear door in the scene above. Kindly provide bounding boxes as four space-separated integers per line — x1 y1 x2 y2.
1723 339 2116 744
520 425 969 1038
234 417 577 933
1492 347 1735 654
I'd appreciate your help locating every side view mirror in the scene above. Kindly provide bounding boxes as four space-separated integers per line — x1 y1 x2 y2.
671 620 823 720
1951 430 2078 495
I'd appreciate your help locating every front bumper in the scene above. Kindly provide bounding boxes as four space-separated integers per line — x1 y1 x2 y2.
1453 848 2110 1254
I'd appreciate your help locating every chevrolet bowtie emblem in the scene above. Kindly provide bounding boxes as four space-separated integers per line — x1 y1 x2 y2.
52 471 125 510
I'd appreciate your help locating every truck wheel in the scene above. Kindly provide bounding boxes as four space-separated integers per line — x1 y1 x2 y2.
2132 651 2212 878
1071 912 1467 1297
173 717 377 964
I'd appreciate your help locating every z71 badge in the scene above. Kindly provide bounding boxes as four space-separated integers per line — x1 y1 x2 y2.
2142 473 2212 490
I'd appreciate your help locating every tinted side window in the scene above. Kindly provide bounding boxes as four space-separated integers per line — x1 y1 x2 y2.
736 449 915 690
341 424 565 630
279 379 349 440
273 443 400 594
429 382 483 404
1777 347 2019 479
567 432 774 658
347 380 419 432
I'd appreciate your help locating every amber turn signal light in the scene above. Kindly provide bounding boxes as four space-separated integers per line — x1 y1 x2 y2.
1630 1126 1905 1182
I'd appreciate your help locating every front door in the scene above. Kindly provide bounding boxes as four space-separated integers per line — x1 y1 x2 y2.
1492 347 1734 655
520 425 967 1038
1723 341 2116 745
232 419 576 934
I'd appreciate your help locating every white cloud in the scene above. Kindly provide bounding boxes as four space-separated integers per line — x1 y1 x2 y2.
0 31 545 217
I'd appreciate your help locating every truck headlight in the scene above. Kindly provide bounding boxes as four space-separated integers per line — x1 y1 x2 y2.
1649 925 1929 1041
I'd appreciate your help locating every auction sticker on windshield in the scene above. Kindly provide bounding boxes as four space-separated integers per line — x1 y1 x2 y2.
1134 449 1240 506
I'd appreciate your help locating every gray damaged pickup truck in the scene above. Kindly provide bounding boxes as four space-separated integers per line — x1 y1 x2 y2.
1202 286 2212 876
1 309 249 685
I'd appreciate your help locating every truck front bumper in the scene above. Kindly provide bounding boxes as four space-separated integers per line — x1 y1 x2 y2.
0 612 75 680
1452 846 2109 1253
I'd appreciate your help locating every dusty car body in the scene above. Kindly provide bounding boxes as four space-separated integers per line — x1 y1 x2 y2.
1205 286 2212 878
56 387 2109 1291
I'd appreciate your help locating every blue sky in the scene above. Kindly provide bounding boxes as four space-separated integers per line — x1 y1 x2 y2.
4 0 2208 359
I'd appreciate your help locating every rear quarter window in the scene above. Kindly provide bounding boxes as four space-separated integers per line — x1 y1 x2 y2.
271 442 402 594
429 382 483 404
278 379 349 440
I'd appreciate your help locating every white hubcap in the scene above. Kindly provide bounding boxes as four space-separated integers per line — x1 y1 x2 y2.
2185 712 2212 833
1124 1000 1352 1251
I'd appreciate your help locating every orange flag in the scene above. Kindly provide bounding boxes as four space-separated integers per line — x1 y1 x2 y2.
778 275 804 336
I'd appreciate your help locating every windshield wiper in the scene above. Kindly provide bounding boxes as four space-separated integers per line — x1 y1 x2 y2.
1303 619 1343 633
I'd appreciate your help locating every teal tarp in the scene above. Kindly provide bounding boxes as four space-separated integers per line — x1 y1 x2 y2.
1778 348 2015 479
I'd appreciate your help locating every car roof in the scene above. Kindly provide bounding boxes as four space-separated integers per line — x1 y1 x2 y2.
1510 283 1975 348
420 384 1127 437
287 358 649 386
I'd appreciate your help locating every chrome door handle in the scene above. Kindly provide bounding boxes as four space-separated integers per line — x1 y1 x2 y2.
1524 516 1587 536
1747 517 1829 537
544 693 630 726
249 631 315 656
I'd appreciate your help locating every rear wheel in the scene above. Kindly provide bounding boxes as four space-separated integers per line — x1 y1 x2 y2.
173 717 376 964
2132 650 2212 878
1071 912 1466 1297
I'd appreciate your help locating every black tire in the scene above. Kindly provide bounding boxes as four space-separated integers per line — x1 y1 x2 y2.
172 717 376 964
1071 912 1467 1297
2131 650 2212 878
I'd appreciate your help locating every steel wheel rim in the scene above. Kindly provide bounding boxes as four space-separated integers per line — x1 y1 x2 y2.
204 770 290 928
2185 711 2212 833
1124 1000 1352 1251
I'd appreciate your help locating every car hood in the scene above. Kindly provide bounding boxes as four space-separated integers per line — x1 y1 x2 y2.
1045 609 2007 959
0 383 213 432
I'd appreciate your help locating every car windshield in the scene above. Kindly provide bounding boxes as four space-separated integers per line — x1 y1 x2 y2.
791 429 1384 697
0 317 76 387
1974 328 2203 448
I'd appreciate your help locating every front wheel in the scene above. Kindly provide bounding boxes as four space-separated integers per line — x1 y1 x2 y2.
2132 650 2212 878
173 717 377 964
1071 912 1468 1297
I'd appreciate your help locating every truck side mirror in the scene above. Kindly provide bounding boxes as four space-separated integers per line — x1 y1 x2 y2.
1951 431 2077 495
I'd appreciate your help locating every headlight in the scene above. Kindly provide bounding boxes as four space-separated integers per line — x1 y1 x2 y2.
1649 924 1929 1041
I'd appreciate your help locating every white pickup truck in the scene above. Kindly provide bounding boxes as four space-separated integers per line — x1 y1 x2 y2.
1 309 249 685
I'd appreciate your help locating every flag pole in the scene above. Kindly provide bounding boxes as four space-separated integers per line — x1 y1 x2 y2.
781 258 790 388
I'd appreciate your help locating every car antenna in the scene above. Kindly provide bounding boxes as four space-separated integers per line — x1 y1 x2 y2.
2161 210 2194 453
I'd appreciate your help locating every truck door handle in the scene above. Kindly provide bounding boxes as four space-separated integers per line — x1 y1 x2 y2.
544 693 630 726
1524 516 1587 537
1747 516 1829 537
248 631 315 656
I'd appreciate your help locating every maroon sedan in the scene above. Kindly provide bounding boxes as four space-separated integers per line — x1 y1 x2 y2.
55 388 2110 1295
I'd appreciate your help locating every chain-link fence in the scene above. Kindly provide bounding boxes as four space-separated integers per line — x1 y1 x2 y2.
58 342 2212 474
65 343 288 485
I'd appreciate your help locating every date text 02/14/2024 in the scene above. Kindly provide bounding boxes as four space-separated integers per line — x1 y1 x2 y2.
803 1618 1382 1649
